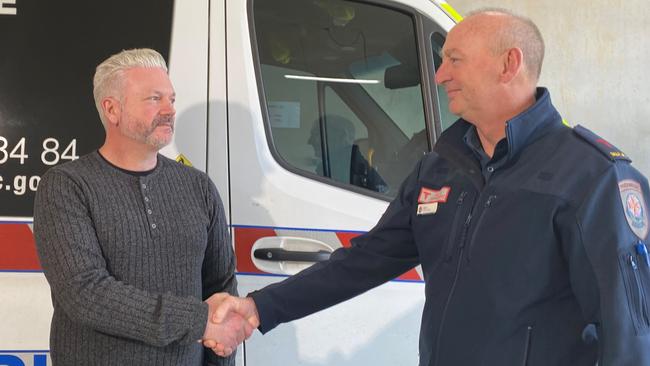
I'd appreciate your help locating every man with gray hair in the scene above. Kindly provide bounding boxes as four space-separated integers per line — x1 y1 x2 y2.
210 9 650 365
34 48 251 365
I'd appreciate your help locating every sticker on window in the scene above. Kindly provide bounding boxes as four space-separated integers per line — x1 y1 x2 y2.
268 101 301 128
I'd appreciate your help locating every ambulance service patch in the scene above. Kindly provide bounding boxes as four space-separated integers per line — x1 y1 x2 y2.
418 186 451 204
619 180 648 239
417 186 451 216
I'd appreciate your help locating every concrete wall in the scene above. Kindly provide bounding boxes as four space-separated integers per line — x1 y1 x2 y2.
448 0 650 175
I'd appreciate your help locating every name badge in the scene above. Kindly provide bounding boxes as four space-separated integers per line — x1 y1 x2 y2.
417 202 438 215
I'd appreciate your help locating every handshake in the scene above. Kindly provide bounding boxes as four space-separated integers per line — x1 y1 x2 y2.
201 293 260 357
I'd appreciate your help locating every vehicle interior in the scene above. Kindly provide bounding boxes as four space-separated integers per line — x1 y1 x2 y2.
252 0 432 198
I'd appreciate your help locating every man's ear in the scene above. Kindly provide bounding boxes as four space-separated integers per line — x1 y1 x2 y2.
101 97 121 127
500 47 524 83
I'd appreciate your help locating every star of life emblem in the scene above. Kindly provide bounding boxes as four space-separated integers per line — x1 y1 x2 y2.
619 180 648 239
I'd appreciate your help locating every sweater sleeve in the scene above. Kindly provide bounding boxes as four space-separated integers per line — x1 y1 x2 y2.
202 178 238 366
201 178 237 299
33 169 208 347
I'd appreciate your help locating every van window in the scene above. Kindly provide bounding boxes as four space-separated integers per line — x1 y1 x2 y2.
432 32 457 131
349 53 425 141
253 0 429 198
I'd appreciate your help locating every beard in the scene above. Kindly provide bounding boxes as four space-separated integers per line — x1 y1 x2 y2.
122 114 175 150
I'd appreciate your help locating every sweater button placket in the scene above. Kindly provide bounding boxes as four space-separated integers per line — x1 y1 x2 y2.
141 178 157 232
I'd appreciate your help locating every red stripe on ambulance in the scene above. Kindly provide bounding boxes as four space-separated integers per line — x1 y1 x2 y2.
0 224 42 271
235 227 422 281
233 227 277 274
335 231 421 281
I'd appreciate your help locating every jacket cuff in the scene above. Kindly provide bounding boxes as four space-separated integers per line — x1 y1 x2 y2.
248 290 277 334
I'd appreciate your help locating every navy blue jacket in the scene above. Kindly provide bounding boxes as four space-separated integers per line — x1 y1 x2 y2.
251 88 650 366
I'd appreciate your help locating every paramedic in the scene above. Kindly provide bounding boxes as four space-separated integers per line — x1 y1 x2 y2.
210 9 650 366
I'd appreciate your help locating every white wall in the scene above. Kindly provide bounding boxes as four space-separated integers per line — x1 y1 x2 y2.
449 0 650 175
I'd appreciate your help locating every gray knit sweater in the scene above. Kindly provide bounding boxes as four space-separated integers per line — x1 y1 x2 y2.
34 151 236 366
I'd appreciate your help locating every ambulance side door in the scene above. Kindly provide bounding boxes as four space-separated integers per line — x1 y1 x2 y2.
226 0 455 365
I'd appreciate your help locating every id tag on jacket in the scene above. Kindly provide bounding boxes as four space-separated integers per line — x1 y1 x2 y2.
417 202 438 215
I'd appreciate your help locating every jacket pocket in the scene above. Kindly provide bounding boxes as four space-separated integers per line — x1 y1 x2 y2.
466 195 497 262
442 191 468 261
618 250 650 335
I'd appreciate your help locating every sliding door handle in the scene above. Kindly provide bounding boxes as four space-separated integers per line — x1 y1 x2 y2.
253 248 331 263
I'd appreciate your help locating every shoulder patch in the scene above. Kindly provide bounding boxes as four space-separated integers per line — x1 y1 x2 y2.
619 180 648 239
573 125 631 162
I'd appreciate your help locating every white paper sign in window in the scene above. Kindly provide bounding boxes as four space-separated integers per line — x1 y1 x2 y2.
268 101 301 129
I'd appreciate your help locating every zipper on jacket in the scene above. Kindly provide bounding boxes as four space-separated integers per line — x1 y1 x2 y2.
631 254 650 327
522 325 533 366
466 195 497 262
433 207 473 366
619 253 648 334
443 191 468 261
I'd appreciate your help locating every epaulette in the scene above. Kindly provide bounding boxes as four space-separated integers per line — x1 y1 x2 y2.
573 125 631 162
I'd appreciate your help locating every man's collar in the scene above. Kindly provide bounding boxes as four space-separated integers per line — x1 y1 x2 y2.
462 124 488 162
503 87 563 161
459 87 564 167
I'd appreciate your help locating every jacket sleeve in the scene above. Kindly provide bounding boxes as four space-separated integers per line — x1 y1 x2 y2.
33 169 208 347
250 159 423 334
558 163 650 366
202 178 238 366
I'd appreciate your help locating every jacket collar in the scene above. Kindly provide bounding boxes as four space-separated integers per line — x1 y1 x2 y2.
502 87 563 162
456 87 564 168
434 88 566 187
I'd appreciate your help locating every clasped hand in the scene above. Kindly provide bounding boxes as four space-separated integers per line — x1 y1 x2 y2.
201 293 260 357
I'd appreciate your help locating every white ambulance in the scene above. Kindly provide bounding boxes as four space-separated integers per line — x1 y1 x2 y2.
0 0 460 364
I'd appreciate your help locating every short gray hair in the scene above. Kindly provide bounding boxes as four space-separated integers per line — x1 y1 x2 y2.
93 48 168 127
466 8 545 81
